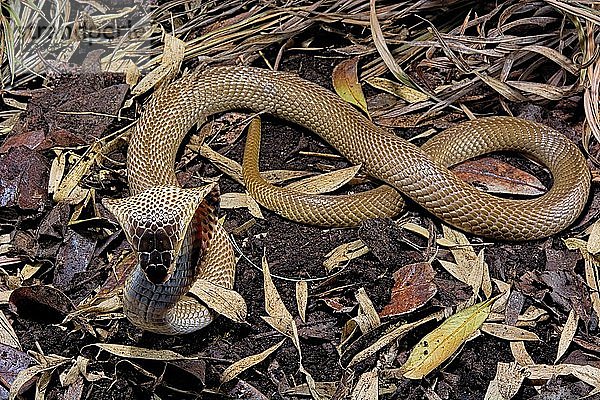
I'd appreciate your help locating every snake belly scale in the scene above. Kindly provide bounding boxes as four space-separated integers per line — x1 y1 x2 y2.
103 66 590 334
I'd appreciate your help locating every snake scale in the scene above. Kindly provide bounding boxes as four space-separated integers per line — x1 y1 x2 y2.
103 66 590 334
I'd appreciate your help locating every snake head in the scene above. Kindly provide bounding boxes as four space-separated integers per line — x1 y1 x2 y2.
103 184 217 284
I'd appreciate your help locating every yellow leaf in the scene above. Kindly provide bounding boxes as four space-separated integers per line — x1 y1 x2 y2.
332 57 369 117
402 297 495 379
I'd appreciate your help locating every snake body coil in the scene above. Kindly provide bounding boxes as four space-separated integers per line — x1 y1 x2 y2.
104 66 590 334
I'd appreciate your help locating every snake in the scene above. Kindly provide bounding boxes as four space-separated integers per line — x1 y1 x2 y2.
103 66 590 334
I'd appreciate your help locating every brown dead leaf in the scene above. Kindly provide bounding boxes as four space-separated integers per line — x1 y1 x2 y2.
380 262 437 317
9 285 75 323
332 57 369 116
53 229 96 291
452 157 545 196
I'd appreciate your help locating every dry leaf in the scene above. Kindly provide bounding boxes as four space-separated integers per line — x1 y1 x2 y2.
589 221 600 254
0 311 20 350
481 323 539 341
556 309 578 363
88 344 190 361
332 57 369 116
525 364 600 395
402 297 495 379
369 0 414 87
221 340 285 383
131 34 185 96
351 369 378 400
355 288 380 333
453 157 545 196
220 192 265 219
261 254 298 347
323 240 369 272
285 165 361 194
296 280 308 323
197 144 244 184
366 77 428 103
189 279 247 323
510 341 534 366
380 262 437 317
483 362 527 400
348 313 442 368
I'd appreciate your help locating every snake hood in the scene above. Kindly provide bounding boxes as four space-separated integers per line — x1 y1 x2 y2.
103 184 217 284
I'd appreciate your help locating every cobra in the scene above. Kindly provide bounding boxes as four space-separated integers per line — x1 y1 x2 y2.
103 66 590 334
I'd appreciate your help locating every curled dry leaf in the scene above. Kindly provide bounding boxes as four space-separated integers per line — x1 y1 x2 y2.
483 362 527 400
221 339 285 384
525 364 600 395
452 157 545 197
348 312 441 368
197 144 244 184
402 297 495 379
332 57 369 116
380 262 437 318
587 220 600 255
189 279 247 323
220 192 264 219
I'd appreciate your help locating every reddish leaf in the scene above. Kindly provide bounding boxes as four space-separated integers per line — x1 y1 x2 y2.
0 146 49 210
452 157 545 196
380 262 437 317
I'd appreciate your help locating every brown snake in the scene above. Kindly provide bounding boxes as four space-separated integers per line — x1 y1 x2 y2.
103 66 590 334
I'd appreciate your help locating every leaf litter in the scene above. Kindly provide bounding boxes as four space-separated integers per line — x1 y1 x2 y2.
0 0 599 399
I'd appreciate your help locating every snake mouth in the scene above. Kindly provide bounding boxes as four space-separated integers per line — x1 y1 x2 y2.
138 249 175 284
